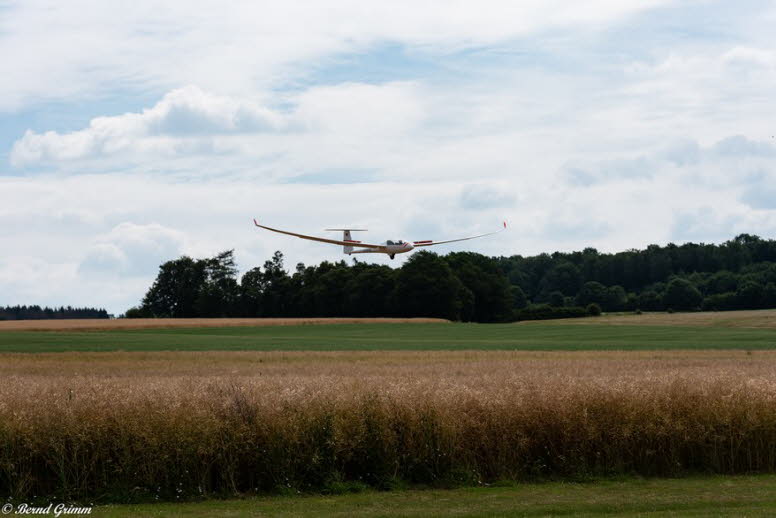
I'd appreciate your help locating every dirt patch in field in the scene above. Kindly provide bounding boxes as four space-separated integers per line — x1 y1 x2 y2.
520 309 776 329
0 317 449 332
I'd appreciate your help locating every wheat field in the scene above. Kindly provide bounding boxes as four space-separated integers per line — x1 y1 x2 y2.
3 349 776 501
0 317 448 332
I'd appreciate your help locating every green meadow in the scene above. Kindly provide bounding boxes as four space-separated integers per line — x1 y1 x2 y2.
1 321 776 352
92 475 776 517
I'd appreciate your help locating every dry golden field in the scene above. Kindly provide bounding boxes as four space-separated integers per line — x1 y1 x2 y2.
3 309 775 333
0 317 448 332
3 349 776 500
528 308 776 328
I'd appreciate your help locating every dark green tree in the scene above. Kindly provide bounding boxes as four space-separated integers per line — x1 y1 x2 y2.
736 280 764 309
705 271 739 295
548 291 565 307
240 266 265 317
586 303 602 316
345 265 397 317
312 263 352 316
575 281 608 307
539 262 582 297
446 252 513 322
764 283 776 308
258 251 292 317
195 250 240 317
662 278 702 311
511 285 528 310
141 256 207 317
605 285 627 312
394 251 467 320
637 290 662 311
702 292 737 311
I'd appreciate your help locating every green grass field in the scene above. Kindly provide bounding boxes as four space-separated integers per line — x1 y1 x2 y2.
2 322 776 352
90 475 776 517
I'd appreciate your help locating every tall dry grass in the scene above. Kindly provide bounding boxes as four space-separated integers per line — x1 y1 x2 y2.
2 350 776 501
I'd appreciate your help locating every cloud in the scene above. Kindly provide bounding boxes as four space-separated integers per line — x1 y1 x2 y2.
10 86 283 166
712 135 776 157
0 256 77 304
543 220 611 242
671 208 743 243
10 82 431 170
741 179 776 210
660 139 701 166
562 156 655 186
0 1 669 112
619 46 776 139
293 82 423 136
671 207 776 244
722 46 776 68
79 222 187 276
561 136 776 189
741 189 776 210
459 184 516 210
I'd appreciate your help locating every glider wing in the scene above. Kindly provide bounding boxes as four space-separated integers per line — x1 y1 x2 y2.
412 221 507 248
253 220 385 249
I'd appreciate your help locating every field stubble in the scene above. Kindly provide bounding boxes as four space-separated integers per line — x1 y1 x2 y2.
3 350 776 501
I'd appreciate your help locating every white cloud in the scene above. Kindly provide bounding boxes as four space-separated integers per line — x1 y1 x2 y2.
459 183 516 210
712 135 776 157
672 207 776 244
293 82 423 136
10 86 283 166
10 83 431 170
619 46 776 141
722 46 776 67
79 222 188 276
0 1 669 112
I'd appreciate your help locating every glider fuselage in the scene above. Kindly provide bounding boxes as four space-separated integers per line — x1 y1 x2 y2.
348 240 414 259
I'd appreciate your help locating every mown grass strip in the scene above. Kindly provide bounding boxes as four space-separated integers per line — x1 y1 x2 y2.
90 475 776 517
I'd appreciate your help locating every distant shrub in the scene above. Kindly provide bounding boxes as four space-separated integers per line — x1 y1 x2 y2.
702 292 738 311
515 304 588 321
586 303 602 316
123 306 150 318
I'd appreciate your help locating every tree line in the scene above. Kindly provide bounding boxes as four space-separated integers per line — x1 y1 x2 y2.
126 233 776 322
0 305 110 320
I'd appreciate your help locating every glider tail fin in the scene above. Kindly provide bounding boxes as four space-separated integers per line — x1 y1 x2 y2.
325 228 368 255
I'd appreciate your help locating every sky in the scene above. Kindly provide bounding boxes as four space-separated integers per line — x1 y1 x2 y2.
2 0 776 315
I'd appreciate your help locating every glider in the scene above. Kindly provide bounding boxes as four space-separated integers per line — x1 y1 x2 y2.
253 219 506 259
